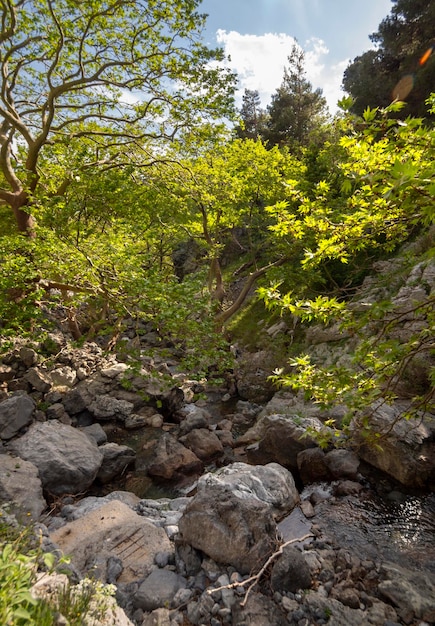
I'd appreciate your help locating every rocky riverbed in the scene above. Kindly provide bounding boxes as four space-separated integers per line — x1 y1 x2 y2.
1 323 434 626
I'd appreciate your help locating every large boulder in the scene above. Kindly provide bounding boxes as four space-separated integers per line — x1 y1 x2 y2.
50 500 172 582
147 432 203 480
178 483 276 574
8 421 103 495
351 401 435 488
0 453 46 522
234 350 277 404
0 394 35 440
239 414 324 471
197 462 299 520
96 443 136 483
179 428 224 461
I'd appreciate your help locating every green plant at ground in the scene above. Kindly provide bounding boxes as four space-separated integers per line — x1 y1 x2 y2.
0 516 115 626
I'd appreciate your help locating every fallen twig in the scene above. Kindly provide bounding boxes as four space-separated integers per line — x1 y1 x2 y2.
207 533 314 607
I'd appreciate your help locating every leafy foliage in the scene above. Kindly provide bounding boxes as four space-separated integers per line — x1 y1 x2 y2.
260 100 435 445
0 514 115 625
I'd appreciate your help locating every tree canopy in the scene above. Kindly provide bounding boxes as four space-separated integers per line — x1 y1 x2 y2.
0 0 236 234
342 0 435 117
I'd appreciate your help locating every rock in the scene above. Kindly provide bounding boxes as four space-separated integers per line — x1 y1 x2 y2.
0 394 35 440
45 402 71 423
147 432 203 480
81 423 108 445
297 448 332 484
379 562 435 622
231 591 289 626
49 366 78 388
234 350 276 404
178 406 210 434
89 394 134 421
197 462 299 520
24 367 52 392
8 421 103 495
50 500 172 582
333 480 364 497
325 449 360 480
270 545 312 593
100 362 129 379
179 483 276 574
142 608 171 626
0 454 46 521
19 346 38 367
179 428 224 461
123 413 148 429
134 569 187 611
62 386 95 415
61 491 140 521
352 401 435 487
97 443 136 483
241 414 323 471
0 365 14 382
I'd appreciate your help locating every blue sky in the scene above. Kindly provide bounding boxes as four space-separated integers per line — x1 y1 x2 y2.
199 0 393 113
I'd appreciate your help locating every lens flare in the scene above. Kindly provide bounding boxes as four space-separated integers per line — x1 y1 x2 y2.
392 74 415 101
419 46 433 66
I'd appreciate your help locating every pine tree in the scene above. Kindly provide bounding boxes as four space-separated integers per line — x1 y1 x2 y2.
265 44 327 150
234 89 268 140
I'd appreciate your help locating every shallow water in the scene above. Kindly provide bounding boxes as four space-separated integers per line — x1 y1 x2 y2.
313 487 435 573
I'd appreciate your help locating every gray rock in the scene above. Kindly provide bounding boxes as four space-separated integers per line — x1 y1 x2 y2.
379 562 435 622
8 421 103 495
325 449 360 480
62 386 95 415
198 462 299 519
97 442 136 483
297 448 332 484
81 423 107 445
231 591 289 626
141 608 171 626
352 401 435 487
0 454 46 522
0 394 35 440
89 394 134 421
270 545 311 593
19 346 38 367
134 569 187 611
24 367 52 392
241 414 324 471
179 483 276 574
49 366 77 388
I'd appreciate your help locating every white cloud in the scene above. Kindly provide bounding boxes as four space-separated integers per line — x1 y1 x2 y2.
216 29 346 114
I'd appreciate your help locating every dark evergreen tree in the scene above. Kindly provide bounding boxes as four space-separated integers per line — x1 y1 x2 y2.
265 45 328 150
342 0 435 118
234 89 268 140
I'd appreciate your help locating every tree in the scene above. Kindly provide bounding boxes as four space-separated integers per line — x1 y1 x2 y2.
342 0 435 117
265 44 328 150
260 99 435 446
0 0 236 235
234 89 268 140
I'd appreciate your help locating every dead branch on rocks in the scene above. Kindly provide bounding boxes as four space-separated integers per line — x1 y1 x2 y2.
207 533 314 607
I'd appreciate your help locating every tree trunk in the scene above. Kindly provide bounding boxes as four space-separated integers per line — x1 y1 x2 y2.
215 257 290 328
12 194 36 238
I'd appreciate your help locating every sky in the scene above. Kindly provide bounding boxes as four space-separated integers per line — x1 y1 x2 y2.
199 0 393 114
